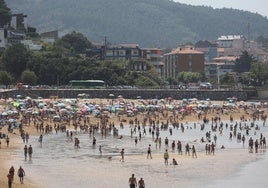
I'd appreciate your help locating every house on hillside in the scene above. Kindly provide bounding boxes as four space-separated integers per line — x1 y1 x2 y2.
86 43 164 75
141 48 164 76
40 30 58 43
0 28 8 50
205 56 237 80
217 35 246 49
0 13 27 49
104 44 141 61
163 47 204 80
195 40 217 63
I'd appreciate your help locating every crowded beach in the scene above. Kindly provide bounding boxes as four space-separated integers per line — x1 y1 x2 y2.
0 95 267 188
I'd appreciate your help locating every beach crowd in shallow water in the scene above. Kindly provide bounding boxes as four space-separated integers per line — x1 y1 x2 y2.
0 96 267 188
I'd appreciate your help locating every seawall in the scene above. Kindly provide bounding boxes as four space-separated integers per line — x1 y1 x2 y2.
0 89 258 101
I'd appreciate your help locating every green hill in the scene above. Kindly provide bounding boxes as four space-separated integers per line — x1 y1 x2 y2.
7 0 268 47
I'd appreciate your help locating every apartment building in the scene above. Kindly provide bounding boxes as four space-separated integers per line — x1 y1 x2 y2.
163 47 204 79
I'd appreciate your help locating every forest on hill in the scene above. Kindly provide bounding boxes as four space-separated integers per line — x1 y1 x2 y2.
7 0 268 47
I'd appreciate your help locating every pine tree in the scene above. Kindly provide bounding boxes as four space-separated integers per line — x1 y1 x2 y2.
0 0 12 27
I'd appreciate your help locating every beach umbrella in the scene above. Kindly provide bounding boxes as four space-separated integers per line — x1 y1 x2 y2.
179 109 186 113
102 110 110 114
38 103 45 108
57 103 66 108
1 112 8 116
167 105 174 110
13 102 20 107
59 108 67 113
132 108 138 112
8 119 16 123
32 111 39 115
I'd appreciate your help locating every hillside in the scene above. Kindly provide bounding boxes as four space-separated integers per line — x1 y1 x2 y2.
7 0 268 47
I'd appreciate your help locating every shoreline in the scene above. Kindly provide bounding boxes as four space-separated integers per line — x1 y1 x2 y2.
0 98 266 187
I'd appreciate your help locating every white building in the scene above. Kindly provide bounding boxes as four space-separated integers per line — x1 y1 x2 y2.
217 35 246 49
205 56 237 79
21 40 42 51
0 28 7 48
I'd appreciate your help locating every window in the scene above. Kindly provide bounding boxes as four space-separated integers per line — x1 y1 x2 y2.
132 50 138 55
189 61 192 66
106 50 113 56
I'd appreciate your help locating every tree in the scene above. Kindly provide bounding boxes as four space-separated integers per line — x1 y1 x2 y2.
54 31 93 54
256 35 268 48
249 62 268 86
134 75 158 88
0 70 13 88
176 72 202 83
0 0 12 27
21 70 37 85
235 51 254 73
1 44 30 80
220 72 235 84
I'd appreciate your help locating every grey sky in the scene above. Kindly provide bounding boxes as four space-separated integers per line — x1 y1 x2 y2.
175 0 268 17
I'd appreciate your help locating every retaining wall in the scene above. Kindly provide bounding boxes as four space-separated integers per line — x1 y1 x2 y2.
0 89 258 101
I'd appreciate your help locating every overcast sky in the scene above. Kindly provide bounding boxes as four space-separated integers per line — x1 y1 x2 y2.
175 0 268 17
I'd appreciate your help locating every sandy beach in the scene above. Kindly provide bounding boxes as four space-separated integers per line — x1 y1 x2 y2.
0 97 267 188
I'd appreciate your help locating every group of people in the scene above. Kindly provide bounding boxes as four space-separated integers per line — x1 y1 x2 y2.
23 145 33 160
7 166 25 188
1 97 267 188
129 174 145 188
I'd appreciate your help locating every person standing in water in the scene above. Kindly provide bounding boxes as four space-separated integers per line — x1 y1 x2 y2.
28 145 33 160
192 145 197 158
147 144 152 159
99 145 102 154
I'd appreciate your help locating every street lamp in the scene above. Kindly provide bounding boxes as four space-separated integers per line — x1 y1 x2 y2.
217 65 220 90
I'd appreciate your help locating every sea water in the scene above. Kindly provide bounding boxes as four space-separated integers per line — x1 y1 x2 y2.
10 120 268 188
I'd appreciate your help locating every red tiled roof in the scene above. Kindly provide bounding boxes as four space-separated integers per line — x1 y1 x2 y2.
165 48 203 55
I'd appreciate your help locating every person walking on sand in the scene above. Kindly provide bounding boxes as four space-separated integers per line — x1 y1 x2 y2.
138 177 145 188
120 148 125 162
7 172 13 188
6 135 10 147
9 166 15 182
24 145 28 160
17 166 25 184
147 144 152 159
164 149 169 165
129 174 137 188
28 145 33 160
